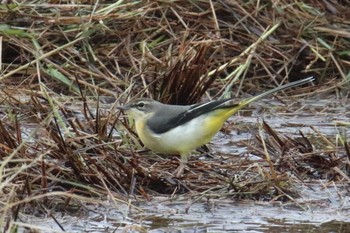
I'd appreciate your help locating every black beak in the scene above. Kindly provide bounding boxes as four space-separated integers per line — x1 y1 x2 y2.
117 105 130 110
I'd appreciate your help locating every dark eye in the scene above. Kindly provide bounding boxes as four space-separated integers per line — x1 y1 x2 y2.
137 102 145 108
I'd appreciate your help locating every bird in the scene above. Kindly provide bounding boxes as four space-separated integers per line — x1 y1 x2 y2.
118 77 314 176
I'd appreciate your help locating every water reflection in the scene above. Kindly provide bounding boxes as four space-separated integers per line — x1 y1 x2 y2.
16 97 350 232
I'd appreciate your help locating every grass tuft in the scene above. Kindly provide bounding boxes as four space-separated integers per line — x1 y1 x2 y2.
0 0 349 230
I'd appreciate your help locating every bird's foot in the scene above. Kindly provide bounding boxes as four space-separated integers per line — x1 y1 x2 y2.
173 162 186 178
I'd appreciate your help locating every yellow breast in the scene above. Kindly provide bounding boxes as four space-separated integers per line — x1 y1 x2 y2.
133 107 238 156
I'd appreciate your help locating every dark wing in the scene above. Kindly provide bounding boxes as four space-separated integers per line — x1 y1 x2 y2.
147 98 238 134
148 77 316 134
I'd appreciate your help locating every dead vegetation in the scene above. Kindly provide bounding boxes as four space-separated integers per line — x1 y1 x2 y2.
0 0 349 231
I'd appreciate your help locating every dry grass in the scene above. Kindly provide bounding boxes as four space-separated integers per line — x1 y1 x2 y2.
0 0 349 231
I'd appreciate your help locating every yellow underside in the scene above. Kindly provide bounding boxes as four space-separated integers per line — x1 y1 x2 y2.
134 107 240 162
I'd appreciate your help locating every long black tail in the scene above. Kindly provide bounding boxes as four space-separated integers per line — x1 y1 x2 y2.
236 76 315 110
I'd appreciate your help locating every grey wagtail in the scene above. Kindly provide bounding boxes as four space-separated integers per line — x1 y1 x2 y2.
118 77 314 176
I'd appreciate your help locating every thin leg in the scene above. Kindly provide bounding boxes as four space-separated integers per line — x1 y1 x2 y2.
174 162 185 177
173 154 189 177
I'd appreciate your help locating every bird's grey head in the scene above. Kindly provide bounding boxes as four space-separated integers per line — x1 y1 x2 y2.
117 98 160 119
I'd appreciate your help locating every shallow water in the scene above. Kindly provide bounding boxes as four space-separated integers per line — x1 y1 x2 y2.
20 183 350 232
14 96 350 232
